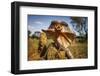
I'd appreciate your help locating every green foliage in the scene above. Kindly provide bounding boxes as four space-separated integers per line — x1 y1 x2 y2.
71 17 88 37
28 30 31 36
31 34 39 39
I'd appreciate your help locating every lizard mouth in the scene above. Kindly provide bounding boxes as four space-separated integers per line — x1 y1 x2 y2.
55 25 62 31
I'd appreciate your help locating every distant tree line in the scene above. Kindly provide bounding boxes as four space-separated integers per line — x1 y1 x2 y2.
28 30 40 39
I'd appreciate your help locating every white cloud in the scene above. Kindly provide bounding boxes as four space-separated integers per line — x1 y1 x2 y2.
28 25 42 36
34 21 43 25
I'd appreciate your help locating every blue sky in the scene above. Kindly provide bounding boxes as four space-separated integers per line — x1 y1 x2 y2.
28 15 79 35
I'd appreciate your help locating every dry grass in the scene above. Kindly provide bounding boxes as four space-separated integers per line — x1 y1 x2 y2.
28 37 88 61
69 41 88 58
28 38 41 60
